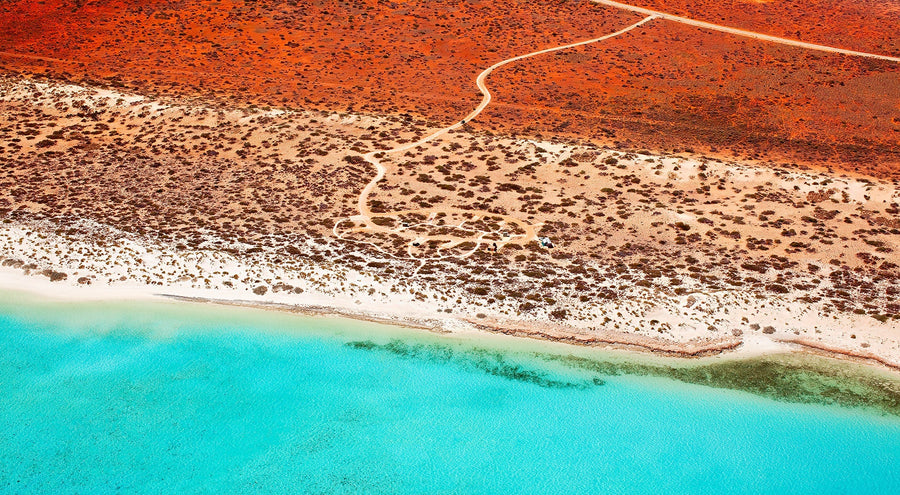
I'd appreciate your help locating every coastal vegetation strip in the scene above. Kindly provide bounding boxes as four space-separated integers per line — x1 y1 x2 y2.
0 76 897 372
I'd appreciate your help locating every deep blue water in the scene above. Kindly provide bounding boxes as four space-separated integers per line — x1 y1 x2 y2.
0 294 899 494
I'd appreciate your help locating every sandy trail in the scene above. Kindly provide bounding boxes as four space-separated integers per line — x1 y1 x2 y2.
593 0 900 62
340 1 899 260
338 16 658 260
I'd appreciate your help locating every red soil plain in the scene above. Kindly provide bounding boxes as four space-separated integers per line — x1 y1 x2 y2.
1 0 898 176
624 0 900 56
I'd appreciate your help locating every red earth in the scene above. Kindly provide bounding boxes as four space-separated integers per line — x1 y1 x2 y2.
620 0 900 56
483 18 900 176
1 0 898 176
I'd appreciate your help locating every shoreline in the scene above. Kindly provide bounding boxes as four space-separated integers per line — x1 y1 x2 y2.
1 77 898 379
3 267 898 375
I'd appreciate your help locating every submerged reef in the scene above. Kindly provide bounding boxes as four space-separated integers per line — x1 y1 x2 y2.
550 353 900 415
348 339 900 415
346 340 602 390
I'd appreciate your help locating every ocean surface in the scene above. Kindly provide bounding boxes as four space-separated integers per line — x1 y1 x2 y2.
1 292 899 494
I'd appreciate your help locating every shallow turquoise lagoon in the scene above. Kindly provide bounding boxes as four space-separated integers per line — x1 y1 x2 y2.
1 294 899 493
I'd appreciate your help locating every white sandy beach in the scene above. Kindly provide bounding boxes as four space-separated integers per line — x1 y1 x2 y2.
1 228 896 372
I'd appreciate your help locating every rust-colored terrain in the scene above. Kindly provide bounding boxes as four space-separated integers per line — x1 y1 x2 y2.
625 0 900 56
484 20 900 176
1 0 897 175
2 77 897 324
0 0 637 121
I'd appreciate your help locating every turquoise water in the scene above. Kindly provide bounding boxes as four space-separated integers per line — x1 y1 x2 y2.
1 294 899 493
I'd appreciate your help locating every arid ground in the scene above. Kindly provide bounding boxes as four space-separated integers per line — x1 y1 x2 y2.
0 1 898 365
1 0 898 173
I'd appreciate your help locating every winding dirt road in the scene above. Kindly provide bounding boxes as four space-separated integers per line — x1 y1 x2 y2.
335 16 658 260
336 2 899 261
592 0 900 62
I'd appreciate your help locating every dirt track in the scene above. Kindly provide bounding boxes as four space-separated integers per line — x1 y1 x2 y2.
593 0 900 62
336 3 899 259
335 16 657 260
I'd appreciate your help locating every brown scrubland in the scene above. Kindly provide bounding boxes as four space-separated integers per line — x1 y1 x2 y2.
1 78 897 330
